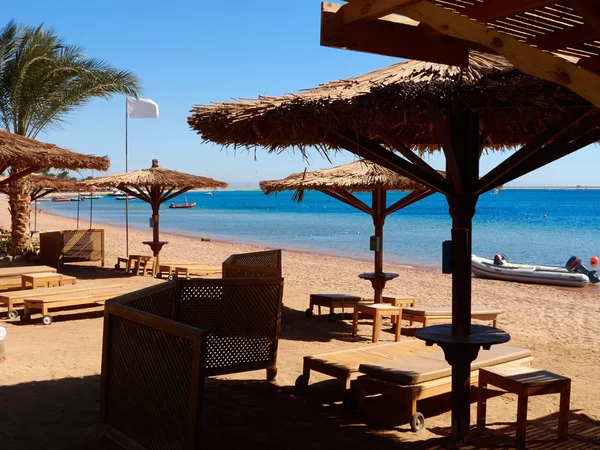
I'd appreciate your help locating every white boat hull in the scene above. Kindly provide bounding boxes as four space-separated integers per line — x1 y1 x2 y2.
471 254 589 287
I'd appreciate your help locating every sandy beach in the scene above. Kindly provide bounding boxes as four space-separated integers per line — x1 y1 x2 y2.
1 204 600 449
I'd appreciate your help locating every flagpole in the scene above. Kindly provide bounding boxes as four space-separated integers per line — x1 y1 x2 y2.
125 97 129 257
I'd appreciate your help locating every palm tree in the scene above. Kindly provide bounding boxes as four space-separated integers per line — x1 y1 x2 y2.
0 20 141 254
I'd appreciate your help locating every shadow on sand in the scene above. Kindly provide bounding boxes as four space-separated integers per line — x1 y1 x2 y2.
3 372 597 450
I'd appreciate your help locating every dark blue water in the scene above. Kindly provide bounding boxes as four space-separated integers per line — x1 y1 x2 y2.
38 189 600 268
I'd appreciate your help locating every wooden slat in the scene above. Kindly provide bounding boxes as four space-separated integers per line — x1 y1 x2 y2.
0 282 124 303
399 0 600 107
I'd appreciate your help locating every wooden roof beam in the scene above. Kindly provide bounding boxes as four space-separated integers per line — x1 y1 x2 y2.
398 1 600 107
322 189 374 215
321 3 483 66
340 0 423 24
385 188 433 215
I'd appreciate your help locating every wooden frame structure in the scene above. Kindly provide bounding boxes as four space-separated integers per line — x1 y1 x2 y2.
321 1 600 107
188 48 598 443
101 277 284 449
84 159 227 265
39 229 105 269
261 161 434 302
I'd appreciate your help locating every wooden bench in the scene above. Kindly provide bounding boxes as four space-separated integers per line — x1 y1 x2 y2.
0 276 25 292
477 365 571 445
0 266 56 279
157 264 221 279
401 306 501 329
22 287 131 325
0 283 124 320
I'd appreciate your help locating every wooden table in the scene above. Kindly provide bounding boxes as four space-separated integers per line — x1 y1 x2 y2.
307 294 363 321
477 365 571 446
352 303 402 343
21 272 63 289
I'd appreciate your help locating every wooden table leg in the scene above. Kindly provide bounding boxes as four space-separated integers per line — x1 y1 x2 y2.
394 313 401 341
516 392 529 446
352 308 359 336
372 312 380 343
558 380 571 440
477 374 487 429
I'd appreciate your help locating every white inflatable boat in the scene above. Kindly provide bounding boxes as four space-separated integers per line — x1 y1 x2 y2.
471 254 595 287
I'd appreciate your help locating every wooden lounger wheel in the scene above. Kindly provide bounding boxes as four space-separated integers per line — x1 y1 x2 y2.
168 274 175 281
42 315 53 325
305 308 313 318
156 272 163 279
410 412 425 432
295 375 308 391
7 309 19 320
329 313 337 322
114 263 120 269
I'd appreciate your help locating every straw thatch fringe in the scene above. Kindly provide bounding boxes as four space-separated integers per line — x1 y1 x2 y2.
260 160 441 200
0 174 82 194
188 53 594 153
83 159 227 190
0 129 110 171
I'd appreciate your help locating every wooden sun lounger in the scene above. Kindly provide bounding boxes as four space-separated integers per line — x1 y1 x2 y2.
296 339 440 392
0 265 57 279
401 306 501 329
0 283 124 319
0 276 24 292
156 264 221 279
22 287 132 325
349 345 533 432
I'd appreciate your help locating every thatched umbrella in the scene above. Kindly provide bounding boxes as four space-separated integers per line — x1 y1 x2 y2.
261 159 437 302
0 129 110 184
83 159 227 266
189 53 599 442
0 174 84 231
0 129 110 254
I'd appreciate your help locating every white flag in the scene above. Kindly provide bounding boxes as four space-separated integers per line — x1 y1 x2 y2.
126 97 159 118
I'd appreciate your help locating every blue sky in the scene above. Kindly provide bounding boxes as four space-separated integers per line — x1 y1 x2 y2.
5 1 597 187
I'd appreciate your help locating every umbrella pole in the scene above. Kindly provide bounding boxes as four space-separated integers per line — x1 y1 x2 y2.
152 201 161 274
89 193 93 229
34 199 37 232
76 192 80 230
371 188 386 303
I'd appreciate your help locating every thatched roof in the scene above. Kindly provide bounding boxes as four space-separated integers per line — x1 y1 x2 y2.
83 159 227 190
0 174 82 192
0 129 110 171
188 52 594 153
261 160 437 196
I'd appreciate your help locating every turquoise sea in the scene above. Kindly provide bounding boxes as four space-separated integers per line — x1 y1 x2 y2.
38 189 600 270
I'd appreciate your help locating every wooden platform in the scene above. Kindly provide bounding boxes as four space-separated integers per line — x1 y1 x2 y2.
22 287 131 325
0 266 57 279
296 339 439 391
0 282 124 316
157 264 221 278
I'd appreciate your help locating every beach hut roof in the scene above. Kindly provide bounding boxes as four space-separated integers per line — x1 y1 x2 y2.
188 52 594 153
83 159 228 190
0 129 110 172
260 160 438 196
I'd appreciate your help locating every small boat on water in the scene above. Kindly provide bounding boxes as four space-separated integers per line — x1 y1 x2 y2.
472 254 599 287
169 201 196 209
204 191 215 196
107 189 123 197
115 195 136 200
81 194 102 199
52 196 70 203
70 197 85 202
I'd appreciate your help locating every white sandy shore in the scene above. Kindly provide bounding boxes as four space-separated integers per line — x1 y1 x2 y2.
1 203 599 448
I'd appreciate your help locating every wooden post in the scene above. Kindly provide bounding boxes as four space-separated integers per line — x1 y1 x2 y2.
442 108 481 443
372 188 386 303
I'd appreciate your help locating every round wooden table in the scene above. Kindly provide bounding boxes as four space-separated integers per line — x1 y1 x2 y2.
358 272 399 303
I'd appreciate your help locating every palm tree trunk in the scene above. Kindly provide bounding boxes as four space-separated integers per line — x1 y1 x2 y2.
8 175 31 255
